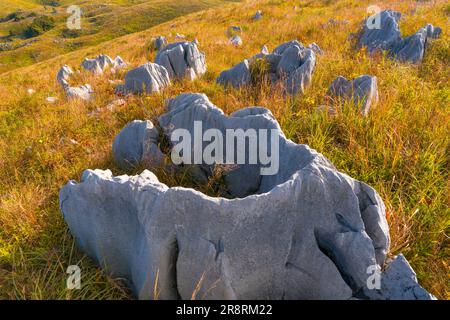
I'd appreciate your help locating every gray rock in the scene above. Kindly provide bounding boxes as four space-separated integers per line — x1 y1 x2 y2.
112 120 164 170
155 41 206 80
118 62 170 94
65 84 93 101
216 60 251 88
81 54 124 73
359 10 402 53
113 56 127 69
230 35 242 47
252 10 262 21
56 65 73 87
424 23 442 39
217 40 316 95
308 42 323 55
359 10 442 63
154 36 168 51
58 93 436 300
366 254 435 300
328 75 379 115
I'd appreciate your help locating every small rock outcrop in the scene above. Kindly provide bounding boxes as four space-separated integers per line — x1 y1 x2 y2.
115 62 170 95
217 40 316 95
56 65 93 101
328 75 379 115
230 35 243 47
81 54 127 74
65 84 94 101
155 41 206 80
112 120 164 169
359 9 442 63
60 93 434 300
252 10 263 21
153 36 168 51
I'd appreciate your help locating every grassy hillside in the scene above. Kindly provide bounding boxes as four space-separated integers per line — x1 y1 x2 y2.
0 0 449 299
0 0 237 73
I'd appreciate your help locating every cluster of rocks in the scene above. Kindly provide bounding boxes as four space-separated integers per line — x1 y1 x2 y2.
155 40 207 80
359 9 442 63
56 64 93 101
81 54 127 74
217 40 317 96
60 93 435 300
116 40 207 95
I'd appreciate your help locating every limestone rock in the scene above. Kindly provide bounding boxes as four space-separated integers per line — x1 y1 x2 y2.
81 54 125 73
60 92 432 300
230 35 243 47
252 10 262 21
217 40 316 95
359 10 442 63
59 93 426 300
117 62 170 94
57 65 73 87
328 75 379 115
216 60 251 88
112 120 164 170
154 36 168 51
65 84 94 101
155 41 206 80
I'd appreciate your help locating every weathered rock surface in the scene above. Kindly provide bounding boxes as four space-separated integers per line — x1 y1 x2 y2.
328 75 379 115
65 84 94 101
56 64 93 100
359 9 442 63
155 41 206 80
57 65 74 87
116 62 170 94
60 93 433 300
153 36 168 51
252 10 262 21
81 54 127 73
217 60 251 88
217 40 316 95
230 35 243 47
112 120 164 170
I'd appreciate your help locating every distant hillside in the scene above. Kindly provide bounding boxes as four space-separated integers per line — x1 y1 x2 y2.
0 0 238 73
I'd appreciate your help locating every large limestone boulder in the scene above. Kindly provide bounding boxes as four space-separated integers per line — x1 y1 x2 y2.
328 75 379 116
217 40 316 95
359 9 442 63
116 62 170 94
155 41 206 80
60 93 434 300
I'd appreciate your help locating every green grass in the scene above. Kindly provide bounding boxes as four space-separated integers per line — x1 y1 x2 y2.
0 0 449 299
0 0 237 73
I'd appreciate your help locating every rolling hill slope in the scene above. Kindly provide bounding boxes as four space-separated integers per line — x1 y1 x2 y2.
0 0 238 73
0 0 448 299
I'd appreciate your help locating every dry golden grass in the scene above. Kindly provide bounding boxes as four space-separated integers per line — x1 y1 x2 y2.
0 0 449 299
